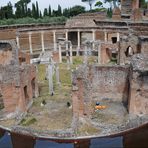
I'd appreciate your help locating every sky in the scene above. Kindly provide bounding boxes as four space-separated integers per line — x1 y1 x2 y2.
0 0 100 11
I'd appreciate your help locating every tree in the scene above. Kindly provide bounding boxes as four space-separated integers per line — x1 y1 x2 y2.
63 8 70 17
15 0 31 18
0 2 14 19
95 1 103 8
36 1 39 18
57 5 62 16
48 5 52 16
140 0 147 9
39 11 42 18
43 8 48 16
69 5 85 16
32 3 36 18
27 8 32 17
81 0 96 10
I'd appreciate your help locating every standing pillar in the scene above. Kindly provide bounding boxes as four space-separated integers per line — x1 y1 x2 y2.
16 32 20 49
104 31 107 42
77 30 80 56
41 31 45 52
53 30 57 51
55 65 60 84
59 44 62 63
48 64 54 95
29 32 33 54
84 45 88 64
98 43 101 64
92 30 96 50
117 32 120 42
65 30 68 51
70 43 73 64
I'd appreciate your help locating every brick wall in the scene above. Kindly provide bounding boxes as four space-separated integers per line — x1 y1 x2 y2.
0 41 38 115
72 65 130 117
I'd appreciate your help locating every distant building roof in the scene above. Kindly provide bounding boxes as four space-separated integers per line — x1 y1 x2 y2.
65 11 107 28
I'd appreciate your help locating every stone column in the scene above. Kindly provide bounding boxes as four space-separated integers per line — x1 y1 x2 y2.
59 43 62 63
77 30 80 56
41 31 45 52
29 32 33 54
98 43 101 64
16 33 20 49
70 43 73 64
65 30 68 51
48 64 54 95
117 32 120 42
66 49 70 70
55 65 60 84
84 45 88 64
104 31 107 42
92 30 96 50
53 30 57 51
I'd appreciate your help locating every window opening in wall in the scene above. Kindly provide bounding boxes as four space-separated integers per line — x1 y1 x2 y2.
24 86 29 104
111 52 117 64
112 37 117 43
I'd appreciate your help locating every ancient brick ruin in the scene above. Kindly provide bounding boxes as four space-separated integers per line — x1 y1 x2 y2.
0 0 147 137
0 40 38 118
72 31 148 117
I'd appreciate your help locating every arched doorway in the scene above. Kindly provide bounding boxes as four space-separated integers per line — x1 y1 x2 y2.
125 46 134 57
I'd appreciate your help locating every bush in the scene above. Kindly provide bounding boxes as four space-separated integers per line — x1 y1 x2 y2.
0 16 67 26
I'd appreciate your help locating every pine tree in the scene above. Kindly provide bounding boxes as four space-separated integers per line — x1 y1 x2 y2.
36 1 39 18
43 8 48 16
32 3 36 18
57 5 62 16
27 8 32 17
48 5 51 16
39 11 42 18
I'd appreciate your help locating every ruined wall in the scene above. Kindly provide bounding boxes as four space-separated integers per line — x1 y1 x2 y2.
0 41 38 115
112 7 121 20
101 42 118 64
0 29 16 40
121 0 139 16
91 66 130 103
131 9 142 21
72 65 130 117
121 0 132 15
140 38 148 54
119 34 140 65
129 54 148 115
95 31 104 41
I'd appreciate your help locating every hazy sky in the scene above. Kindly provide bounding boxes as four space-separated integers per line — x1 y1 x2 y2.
0 0 97 10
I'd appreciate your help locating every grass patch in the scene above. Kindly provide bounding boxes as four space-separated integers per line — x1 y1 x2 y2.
20 117 37 126
37 64 46 82
73 57 83 65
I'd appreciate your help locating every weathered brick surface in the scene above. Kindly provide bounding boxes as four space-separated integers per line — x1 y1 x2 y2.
72 65 130 117
129 54 148 115
95 31 104 41
101 42 118 64
112 7 121 20
0 40 38 115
